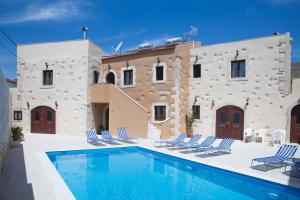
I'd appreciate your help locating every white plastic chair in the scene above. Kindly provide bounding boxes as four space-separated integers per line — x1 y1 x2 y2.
272 129 285 146
253 129 267 143
243 128 254 143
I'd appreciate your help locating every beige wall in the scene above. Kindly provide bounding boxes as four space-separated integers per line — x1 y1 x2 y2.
100 42 199 138
90 84 149 138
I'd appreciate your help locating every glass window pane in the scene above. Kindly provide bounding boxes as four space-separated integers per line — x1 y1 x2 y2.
192 105 200 119
124 69 133 85
35 111 40 121
233 112 240 124
193 64 201 78
239 61 246 77
47 111 52 121
155 106 166 121
296 112 300 124
43 70 53 85
220 112 227 123
156 66 164 81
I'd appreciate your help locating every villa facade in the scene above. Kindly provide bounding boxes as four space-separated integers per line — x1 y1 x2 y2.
10 32 300 143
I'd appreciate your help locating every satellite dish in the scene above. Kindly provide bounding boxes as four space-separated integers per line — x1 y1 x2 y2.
112 41 123 54
184 25 198 41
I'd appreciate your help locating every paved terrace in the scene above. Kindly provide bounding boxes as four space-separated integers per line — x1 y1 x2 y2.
0 133 300 200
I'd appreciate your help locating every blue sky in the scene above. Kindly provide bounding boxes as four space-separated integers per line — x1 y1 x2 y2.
0 0 300 79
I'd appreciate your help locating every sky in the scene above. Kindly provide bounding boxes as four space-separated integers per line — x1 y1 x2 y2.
0 0 300 79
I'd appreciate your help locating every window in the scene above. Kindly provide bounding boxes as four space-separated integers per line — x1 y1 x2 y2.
47 111 52 121
153 62 167 83
43 70 53 85
193 64 201 78
13 111 22 120
93 71 99 84
156 66 164 81
123 69 133 85
233 112 240 124
231 60 246 78
192 105 200 119
220 112 227 124
154 105 166 121
34 111 40 121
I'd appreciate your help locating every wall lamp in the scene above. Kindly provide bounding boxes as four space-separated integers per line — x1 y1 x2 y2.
55 101 58 109
211 100 215 109
234 50 239 60
45 62 49 70
126 61 129 69
244 98 249 109
108 64 111 72
195 55 199 63
157 57 160 65
26 102 30 110
194 96 200 105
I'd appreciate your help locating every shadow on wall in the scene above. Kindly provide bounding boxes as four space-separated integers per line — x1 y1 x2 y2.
0 141 34 200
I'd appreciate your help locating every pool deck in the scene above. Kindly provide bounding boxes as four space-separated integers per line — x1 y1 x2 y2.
0 133 300 200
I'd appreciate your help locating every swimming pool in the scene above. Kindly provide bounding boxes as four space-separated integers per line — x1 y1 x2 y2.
47 146 300 200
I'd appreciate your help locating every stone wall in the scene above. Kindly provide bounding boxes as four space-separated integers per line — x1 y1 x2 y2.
0 69 11 168
189 33 300 141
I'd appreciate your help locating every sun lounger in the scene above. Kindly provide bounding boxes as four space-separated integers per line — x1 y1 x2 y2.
175 134 201 150
101 130 119 144
196 138 234 156
251 144 298 171
86 130 103 144
118 127 138 143
184 136 216 152
154 133 186 147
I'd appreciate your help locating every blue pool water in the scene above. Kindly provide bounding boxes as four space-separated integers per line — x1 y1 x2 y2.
47 147 300 200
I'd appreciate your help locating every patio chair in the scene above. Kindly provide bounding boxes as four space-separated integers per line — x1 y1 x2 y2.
243 128 254 143
195 138 235 156
188 136 216 152
154 133 187 147
101 130 119 144
251 144 298 171
86 130 103 144
118 127 138 143
272 129 285 146
253 129 267 143
175 134 201 150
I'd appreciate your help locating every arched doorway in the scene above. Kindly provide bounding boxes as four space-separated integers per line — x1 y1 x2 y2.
216 105 244 140
290 104 300 143
31 106 56 134
106 72 115 84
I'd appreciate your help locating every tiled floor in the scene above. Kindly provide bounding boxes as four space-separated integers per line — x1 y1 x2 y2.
0 133 299 200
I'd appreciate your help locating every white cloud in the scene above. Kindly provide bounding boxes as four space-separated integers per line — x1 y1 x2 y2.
0 0 86 24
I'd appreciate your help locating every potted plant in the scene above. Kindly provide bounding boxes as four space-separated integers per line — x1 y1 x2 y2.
11 126 24 141
185 113 194 138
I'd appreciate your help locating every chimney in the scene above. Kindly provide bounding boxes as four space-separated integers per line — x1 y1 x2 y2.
82 26 88 40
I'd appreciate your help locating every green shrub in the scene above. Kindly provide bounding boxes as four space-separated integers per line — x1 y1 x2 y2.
11 126 24 141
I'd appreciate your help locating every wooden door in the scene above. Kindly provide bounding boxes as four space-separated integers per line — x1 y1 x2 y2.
31 106 56 134
216 106 244 140
291 104 300 143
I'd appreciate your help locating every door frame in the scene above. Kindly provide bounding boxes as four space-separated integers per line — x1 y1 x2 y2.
290 104 300 143
215 105 244 140
31 106 56 134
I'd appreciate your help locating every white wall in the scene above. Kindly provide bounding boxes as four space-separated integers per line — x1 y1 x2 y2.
12 40 102 135
189 33 300 141
0 69 11 168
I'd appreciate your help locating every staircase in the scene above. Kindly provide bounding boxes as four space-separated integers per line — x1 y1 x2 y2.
147 123 161 139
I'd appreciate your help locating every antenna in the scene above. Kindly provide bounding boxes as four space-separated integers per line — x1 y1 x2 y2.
82 26 88 40
111 41 123 54
184 25 198 41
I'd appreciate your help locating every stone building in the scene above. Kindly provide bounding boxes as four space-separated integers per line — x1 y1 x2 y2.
11 40 102 135
189 33 300 143
10 33 300 143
